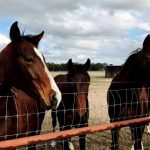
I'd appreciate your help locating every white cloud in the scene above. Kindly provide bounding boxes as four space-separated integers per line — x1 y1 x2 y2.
0 34 9 43
138 23 150 31
0 34 10 51
0 1 149 65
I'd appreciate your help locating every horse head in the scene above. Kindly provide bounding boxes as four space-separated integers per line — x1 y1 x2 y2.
0 22 61 110
67 58 91 117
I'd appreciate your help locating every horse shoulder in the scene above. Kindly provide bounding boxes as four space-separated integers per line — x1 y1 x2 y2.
138 86 149 115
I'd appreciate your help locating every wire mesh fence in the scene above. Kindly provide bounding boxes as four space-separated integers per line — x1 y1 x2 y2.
0 81 150 149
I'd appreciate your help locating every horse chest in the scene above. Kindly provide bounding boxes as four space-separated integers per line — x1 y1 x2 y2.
138 86 149 115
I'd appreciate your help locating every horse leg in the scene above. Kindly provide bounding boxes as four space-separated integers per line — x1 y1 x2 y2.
131 125 145 150
28 144 36 150
78 120 88 150
62 136 73 150
62 137 73 150
110 128 120 150
79 134 86 150
51 109 57 147
61 126 73 150
27 112 45 150
51 109 57 132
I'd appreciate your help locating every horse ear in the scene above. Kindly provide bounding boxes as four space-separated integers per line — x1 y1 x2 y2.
84 58 91 71
143 34 150 48
32 31 44 47
10 21 21 41
68 59 74 71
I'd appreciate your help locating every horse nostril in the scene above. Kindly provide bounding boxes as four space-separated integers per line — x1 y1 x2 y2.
51 94 57 109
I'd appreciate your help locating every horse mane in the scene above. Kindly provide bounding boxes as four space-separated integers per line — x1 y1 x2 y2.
117 48 142 79
123 48 141 67
22 34 38 46
129 48 141 56
11 33 40 47
20 28 34 42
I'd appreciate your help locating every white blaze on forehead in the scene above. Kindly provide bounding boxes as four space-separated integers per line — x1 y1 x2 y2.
34 47 61 107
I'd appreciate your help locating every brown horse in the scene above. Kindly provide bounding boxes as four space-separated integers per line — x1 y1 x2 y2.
51 59 91 150
107 35 150 150
0 22 61 149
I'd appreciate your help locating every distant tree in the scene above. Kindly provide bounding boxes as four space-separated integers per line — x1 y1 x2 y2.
90 63 107 71
46 62 108 71
47 63 68 71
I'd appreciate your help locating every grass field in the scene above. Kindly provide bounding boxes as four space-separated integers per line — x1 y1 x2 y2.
36 71 150 150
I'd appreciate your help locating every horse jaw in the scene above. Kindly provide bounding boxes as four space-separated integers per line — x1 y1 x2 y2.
47 72 62 107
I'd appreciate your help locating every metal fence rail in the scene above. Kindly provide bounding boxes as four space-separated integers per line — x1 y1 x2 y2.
0 116 150 149
0 82 150 149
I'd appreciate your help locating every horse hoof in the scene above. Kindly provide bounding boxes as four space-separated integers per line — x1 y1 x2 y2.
51 141 56 147
68 142 74 150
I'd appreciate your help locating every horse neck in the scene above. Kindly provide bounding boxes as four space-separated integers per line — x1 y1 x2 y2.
0 54 16 120
117 59 141 82
0 44 26 90
0 44 13 83
66 73 89 117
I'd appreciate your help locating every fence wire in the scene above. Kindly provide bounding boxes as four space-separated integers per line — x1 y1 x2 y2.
0 81 150 149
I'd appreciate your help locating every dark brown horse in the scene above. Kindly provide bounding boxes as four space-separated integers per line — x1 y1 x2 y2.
107 35 150 150
51 59 91 150
0 22 61 149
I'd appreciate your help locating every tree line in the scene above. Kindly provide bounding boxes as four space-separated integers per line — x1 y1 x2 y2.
46 62 107 71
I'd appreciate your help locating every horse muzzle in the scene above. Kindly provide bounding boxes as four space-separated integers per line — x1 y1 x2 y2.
40 93 58 110
51 94 58 109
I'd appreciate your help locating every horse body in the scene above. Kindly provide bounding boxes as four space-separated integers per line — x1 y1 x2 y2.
108 35 150 150
0 88 45 140
52 59 91 150
0 22 61 150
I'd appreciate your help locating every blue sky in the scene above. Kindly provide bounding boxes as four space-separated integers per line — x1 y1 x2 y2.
0 19 13 34
0 0 150 65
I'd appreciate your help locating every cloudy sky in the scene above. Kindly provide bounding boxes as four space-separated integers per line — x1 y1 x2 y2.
0 0 150 65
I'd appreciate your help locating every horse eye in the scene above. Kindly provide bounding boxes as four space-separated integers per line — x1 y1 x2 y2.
24 56 33 62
